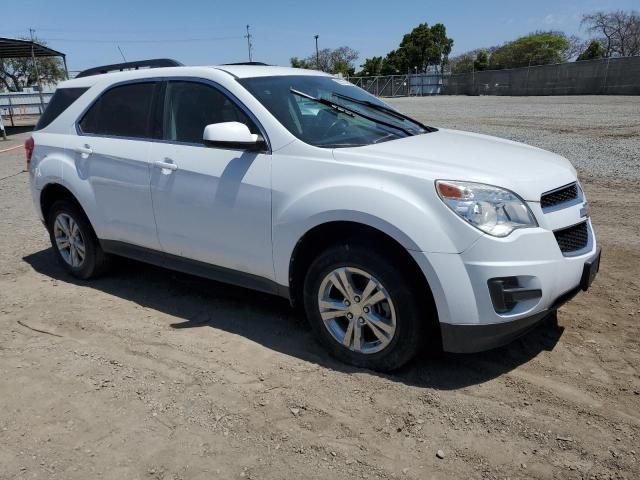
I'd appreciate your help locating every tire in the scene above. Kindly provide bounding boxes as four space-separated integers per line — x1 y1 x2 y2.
303 243 429 372
47 199 108 279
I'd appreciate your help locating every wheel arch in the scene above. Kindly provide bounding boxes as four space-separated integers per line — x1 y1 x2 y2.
40 182 89 228
287 220 439 327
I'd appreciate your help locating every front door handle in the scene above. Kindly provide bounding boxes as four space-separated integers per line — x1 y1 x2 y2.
153 160 178 171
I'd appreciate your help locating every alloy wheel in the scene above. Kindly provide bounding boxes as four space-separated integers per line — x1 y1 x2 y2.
317 267 397 354
53 213 86 268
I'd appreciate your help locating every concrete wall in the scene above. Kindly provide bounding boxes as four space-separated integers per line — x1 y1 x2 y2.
442 56 640 96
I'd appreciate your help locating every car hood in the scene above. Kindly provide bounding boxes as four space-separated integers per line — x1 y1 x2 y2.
332 128 577 201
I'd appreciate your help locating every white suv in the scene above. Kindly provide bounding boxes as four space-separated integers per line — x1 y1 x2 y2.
27 60 601 371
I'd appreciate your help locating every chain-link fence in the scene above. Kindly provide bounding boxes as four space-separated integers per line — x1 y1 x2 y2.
349 74 444 97
442 56 640 96
349 57 640 97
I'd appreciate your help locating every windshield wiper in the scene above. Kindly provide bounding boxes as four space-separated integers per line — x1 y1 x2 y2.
332 92 436 132
290 88 415 136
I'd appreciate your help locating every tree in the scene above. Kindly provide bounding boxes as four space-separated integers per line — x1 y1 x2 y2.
474 50 489 71
449 52 475 73
581 10 640 57
577 40 606 61
397 23 453 72
290 57 312 69
356 56 383 76
290 46 359 75
0 38 65 92
449 48 492 73
489 31 571 69
380 49 406 75
429 23 454 72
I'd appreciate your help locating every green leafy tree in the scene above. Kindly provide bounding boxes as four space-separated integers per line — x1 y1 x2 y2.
489 31 571 69
357 56 383 76
428 23 454 72
381 49 407 74
397 23 453 72
0 38 65 92
473 51 489 71
290 57 312 69
576 40 606 61
290 46 359 75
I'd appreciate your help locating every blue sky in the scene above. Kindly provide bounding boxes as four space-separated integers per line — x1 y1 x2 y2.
3 0 638 72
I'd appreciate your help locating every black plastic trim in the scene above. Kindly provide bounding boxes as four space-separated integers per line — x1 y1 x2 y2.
488 277 542 313
100 240 289 299
76 59 182 78
440 310 552 354
203 137 268 152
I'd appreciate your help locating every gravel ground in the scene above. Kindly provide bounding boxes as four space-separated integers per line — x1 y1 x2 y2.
387 95 640 182
1 96 639 480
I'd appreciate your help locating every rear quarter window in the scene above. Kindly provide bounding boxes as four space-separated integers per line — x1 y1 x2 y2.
35 87 89 130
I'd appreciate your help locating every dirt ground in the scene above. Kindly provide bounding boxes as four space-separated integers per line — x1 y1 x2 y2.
1 96 639 480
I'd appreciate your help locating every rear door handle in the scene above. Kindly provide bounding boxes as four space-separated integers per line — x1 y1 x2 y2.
153 160 178 171
75 145 93 156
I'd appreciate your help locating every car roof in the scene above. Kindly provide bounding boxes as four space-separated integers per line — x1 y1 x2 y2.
57 65 331 89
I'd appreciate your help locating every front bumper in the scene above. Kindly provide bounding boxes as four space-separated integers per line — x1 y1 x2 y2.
409 219 600 353
440 245 600 353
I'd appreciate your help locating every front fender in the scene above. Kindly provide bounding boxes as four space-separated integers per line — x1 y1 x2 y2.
272 181 481 286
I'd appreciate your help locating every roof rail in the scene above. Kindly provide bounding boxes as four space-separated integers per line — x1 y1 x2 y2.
76 58 183 78
222 61 270 66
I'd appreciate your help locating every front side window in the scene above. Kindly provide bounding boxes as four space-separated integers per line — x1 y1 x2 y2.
79 82 157 138
162 81 256 144
238 75 429 148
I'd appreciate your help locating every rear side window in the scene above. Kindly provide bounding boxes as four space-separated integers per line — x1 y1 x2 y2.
36 87 88 130
79 82 157 139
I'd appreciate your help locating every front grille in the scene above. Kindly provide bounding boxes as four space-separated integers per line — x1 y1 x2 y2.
554 221 589 254
541 183 579 209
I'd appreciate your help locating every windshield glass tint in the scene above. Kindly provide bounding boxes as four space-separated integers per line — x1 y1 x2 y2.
238 75 426 148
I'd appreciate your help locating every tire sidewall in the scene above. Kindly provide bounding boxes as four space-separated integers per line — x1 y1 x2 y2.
303 244 423 371
47 200 98 279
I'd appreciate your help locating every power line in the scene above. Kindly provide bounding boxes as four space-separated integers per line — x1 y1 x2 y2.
42 35 244 44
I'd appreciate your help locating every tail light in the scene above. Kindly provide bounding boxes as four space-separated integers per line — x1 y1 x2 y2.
25 136 34 170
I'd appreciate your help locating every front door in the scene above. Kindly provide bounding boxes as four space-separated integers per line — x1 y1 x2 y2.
149 80 273 279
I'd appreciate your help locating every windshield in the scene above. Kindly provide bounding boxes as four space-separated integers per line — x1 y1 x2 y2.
238 75 431 148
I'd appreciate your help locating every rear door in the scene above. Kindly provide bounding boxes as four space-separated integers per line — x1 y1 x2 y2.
69 81 161 250
149 79 273 279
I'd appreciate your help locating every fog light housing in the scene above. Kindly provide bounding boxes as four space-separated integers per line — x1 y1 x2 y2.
488 277 542 313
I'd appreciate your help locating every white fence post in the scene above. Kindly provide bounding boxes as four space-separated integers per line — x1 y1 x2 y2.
0 111 6 140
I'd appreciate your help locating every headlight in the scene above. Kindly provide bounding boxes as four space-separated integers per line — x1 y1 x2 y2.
436 180 538 237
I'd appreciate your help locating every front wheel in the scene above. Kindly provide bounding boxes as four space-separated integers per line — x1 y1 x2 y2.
303 244 428 371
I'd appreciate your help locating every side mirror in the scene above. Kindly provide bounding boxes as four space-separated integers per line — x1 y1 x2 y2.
202 122 265 150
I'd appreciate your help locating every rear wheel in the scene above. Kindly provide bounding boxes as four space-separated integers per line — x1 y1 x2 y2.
47 199 108 279
303 243 428 371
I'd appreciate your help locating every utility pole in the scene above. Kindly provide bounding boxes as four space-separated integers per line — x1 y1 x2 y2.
245 25 253 62
314 35 319 70
29 28 46 113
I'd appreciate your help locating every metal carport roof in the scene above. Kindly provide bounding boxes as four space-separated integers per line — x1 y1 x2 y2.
0 37 66 59
0 37 69 115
